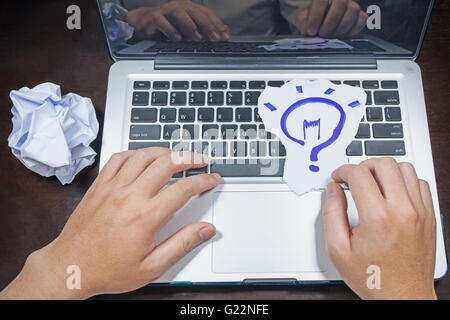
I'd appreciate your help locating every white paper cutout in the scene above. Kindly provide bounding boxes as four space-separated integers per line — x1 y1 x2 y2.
8 82 99 185
259 37 353 51
258 79 366 195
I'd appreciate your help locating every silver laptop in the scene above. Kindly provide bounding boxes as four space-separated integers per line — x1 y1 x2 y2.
96 0 447 284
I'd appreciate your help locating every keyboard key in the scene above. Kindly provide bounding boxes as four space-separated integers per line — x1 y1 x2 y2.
134 81 150 90
240 124 257 139
230 81 246 89
211 142 227 157
132 92 149 106
372 124 404 138
131 108 157 123
355 123 371 138
163 125 181 140
226 91 243 106
172 81 189 90
172 141 189 152
249 81 266 89
235 108 252 122
208 91 224 105
249 141 267 157
210 159 285 177
344 80 360 87
189 92 206 106
192 141 209 155
153 81 170 90
230 141 247 157
362 80 379 89
269 141 286 156
159 108 176 122
198 108 214 122
381 80 398 89
211 81 227 89
170 92 187 106
259 124 274 139
129 125 161 140
217 108 233 122
178 108 195 122
268 81 285 87
346 141 363 156
331 80 342 85
365 91 372 105
365 141 406 156
182 125 200 140
374 91 400 105
191 81 208 89
202 124 220 140
385 107 402 121
221 124 238 139
366 107 383 121
151 92 168 106
245 91 261 105
129 141 169 150
254 108 262 122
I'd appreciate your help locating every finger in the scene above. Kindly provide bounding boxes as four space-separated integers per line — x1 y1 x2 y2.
319 0 348 38
307 0 330 36
113 147 171 186
332 164 384 222
296 10 309 35
398 162 425 213
201 7 230 41
133 151 209 198
148 173 221 230
168 8 202 41
188 8 221 41
419 180 435 216
348 11 368 37
144 222 216 278
97 151 134 184
322 182 351 261
335 1 360 37
153 14 182 41
360 158 410 203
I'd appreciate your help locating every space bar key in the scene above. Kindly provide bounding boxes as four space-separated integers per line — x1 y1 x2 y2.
210 159 285 177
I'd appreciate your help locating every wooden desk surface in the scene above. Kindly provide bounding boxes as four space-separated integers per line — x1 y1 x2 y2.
0 0 449 299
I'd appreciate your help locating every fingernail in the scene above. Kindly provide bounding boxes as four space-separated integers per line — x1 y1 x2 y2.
210 32 219 41
211 173 222 182
199 226 216 241
174 33 182 41
222 32 230 41
326 183 338 199
194 31 202 41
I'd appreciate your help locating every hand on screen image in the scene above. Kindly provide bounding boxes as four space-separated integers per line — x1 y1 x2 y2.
296 0 368 39
126 0 230 42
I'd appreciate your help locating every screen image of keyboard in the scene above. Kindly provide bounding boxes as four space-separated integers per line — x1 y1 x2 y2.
128 79 405 179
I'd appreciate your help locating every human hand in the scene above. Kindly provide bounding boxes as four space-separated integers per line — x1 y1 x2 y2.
126 0 230 42
296 0 368 39
322 158 437 300
0 148 221 299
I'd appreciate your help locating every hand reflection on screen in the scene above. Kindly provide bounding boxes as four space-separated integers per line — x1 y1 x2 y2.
126 0 230 42
296 0 368 39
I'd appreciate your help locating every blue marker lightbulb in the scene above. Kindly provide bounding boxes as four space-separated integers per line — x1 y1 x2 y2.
264 86 361 173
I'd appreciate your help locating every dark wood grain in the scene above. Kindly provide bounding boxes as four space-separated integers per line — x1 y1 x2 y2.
0 0 448 300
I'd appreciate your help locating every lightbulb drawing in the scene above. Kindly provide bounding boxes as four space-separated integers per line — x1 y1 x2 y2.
258 79 366 195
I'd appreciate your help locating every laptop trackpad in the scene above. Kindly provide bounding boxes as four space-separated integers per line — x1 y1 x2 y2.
212 191 327 273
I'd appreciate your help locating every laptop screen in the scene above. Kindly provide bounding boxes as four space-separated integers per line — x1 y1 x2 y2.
97 0 434 60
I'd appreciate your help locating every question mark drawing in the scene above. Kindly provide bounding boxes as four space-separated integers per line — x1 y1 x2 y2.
258 80 365 195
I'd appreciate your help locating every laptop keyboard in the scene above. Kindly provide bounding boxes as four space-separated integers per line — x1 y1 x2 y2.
128 79 404 178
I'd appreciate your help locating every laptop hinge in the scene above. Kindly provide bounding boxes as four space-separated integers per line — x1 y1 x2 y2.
154 54 377 70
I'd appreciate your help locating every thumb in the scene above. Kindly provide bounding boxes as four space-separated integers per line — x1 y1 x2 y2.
322 182 351 261
144 222 216 277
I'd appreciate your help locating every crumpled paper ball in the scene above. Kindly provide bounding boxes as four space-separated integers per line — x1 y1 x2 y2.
8 82 99 184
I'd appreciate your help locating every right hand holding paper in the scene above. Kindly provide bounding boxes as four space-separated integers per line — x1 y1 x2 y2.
258 79 366 195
